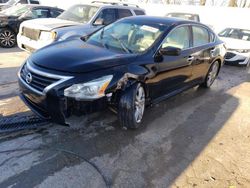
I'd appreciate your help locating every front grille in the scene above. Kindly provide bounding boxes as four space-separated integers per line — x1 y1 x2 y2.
20 63 60 93
225 52 236 59
22 27 40 41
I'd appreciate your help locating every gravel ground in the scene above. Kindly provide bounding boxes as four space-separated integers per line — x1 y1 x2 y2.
0 48 250 188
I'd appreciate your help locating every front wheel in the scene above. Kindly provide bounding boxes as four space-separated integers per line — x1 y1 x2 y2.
118 83 145 129
201 61 220 88
0 28 16 48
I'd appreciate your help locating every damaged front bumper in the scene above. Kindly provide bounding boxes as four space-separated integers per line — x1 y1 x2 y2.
18 62 109 125
19 78 108 125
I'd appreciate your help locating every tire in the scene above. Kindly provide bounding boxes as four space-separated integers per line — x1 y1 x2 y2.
0 28 16 48
201 61 220 88
118 83 145 129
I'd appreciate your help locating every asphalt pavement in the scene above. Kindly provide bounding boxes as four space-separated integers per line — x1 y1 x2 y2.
0 47 250 188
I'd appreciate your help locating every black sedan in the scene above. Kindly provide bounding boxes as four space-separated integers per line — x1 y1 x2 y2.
18 16 226 129
0 4 63 48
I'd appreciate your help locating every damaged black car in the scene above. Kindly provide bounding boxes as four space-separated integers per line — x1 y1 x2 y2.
18 16 226 129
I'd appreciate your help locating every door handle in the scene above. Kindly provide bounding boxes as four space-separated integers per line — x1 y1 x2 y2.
187 56 194 63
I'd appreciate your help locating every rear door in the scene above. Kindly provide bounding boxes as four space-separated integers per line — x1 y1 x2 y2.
190 25 216 81
152 25 193 98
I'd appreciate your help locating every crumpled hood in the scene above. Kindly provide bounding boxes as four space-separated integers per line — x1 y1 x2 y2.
31 39 138 73
21 18 81 31
220 37 250 50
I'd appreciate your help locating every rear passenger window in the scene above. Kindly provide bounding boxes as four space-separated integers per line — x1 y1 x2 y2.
192 26 209 47
134 10 145 15
210 32 215 42
19 0 28 3
117 9 133 19
30 0 40 4
32 9 50 18
162 26 190 50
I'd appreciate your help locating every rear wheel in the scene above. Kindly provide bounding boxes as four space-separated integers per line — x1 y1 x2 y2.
201 61 220 88
0 28 16 48
118 83 145 129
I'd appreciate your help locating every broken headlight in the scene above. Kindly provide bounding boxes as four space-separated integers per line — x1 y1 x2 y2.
64 75 113 101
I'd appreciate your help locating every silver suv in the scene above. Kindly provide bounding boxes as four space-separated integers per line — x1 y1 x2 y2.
17 1 145 52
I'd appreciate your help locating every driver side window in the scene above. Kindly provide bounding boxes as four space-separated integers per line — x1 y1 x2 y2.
162 26 190 50
95 8 117 25
31 8 50 18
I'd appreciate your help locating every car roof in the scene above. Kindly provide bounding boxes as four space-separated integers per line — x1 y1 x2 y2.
25 4 63 10
73 2 144 10
122 16 205 26
166 12 199 16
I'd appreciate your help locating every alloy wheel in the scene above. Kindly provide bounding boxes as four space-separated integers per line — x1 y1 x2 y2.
0 30 16 48
134 85 145 123
207 61 219 87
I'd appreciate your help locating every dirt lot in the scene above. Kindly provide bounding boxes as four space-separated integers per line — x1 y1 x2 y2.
0 48 250 188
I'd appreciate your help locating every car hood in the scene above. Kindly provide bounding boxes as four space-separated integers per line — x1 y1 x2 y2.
21 18 81 31
31 39 138 73
220 37 250 50
55 24 102 39
0 14 18 18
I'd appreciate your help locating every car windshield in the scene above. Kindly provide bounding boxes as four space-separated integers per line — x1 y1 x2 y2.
219 28 250 41
6 0 18 5
57 4 99 23
1 4 29 16
87 21 167 54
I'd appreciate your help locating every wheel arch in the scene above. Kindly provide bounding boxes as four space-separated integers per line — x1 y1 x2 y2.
0 26 17 35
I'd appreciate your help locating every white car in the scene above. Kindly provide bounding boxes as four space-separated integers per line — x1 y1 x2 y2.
219 28 250 66
17 1 145 53
0 0 40 11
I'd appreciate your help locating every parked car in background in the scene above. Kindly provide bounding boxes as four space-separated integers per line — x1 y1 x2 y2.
166 12 200 22
0 0 9 11
17 1 145 52
219 28 250 67
0 0 40 11
0 4 63 48
18 16 226 128
0 0 8 3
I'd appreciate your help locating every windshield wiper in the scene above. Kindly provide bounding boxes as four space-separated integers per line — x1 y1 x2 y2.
99 27 109 49
110 34 132 54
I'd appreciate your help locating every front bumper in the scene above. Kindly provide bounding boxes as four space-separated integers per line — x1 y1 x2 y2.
224 51 250 66
18 76 108 125
17 34 53 53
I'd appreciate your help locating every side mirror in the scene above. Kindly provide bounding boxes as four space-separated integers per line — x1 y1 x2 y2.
159 46 181 56
81 35 89 42
93 18 104 26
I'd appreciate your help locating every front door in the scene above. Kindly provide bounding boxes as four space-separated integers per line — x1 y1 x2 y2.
151 26 193 99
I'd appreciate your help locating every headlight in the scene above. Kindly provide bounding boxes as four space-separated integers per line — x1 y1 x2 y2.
39 31 56 41
64 75 113 100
